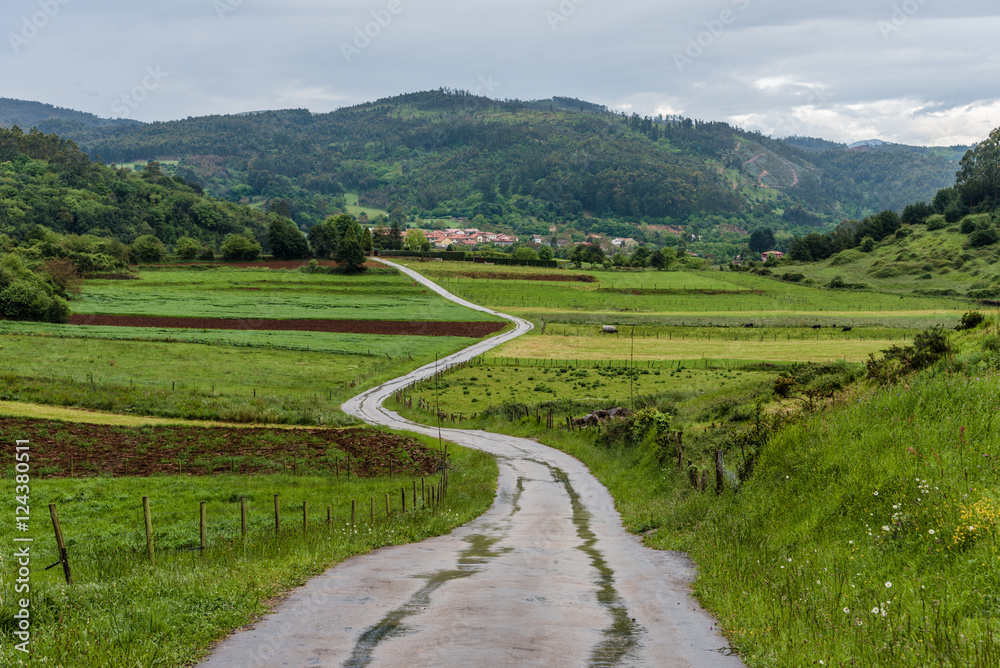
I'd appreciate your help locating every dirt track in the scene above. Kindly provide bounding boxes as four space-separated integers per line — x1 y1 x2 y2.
67 314 506 338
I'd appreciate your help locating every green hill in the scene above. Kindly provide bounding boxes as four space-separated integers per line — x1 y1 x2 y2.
25 90 963 244
0 126 271 249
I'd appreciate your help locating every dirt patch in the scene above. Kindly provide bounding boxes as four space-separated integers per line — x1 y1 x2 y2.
67 315 506 338
452 271 597 283
1 417 444 478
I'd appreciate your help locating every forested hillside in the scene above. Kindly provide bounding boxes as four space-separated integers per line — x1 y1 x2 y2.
23 90 963 240
0 126 270 248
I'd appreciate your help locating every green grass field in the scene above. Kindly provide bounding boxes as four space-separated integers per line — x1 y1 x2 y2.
395 359 776 418
0 266 503 424
398 261 965 324
0 434 497 667
74 267 500 322
0 331 476 425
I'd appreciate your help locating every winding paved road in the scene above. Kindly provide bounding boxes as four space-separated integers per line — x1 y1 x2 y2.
200 260 744 667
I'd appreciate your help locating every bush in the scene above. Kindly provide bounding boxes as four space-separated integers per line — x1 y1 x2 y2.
220 234 262 261
968 227 999 248
780 272 804 283
175 236 201 261
960 217 978 234
925 214 947 230
131 235 165 263
956 311 986 331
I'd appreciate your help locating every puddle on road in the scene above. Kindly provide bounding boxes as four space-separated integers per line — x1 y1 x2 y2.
342 533 511 668
548 465 644 667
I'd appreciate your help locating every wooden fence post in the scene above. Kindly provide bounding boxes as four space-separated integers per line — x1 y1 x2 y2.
715 450 724 495
48 504 73 585
143 496 154 566
351 500 355 528
274 494 281 535
200 501 207 552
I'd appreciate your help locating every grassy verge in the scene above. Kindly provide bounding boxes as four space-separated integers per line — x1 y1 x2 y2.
0 431 497 667
388 322 1000 666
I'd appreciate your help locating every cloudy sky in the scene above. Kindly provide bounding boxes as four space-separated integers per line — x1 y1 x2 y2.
2 0 998 146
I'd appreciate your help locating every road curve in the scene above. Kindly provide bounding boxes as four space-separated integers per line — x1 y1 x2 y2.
200 260 744 667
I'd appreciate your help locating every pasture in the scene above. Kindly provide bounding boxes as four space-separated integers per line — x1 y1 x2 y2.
395 261 966 331
0 427 496 667
0 265 503 424
74 267 500 322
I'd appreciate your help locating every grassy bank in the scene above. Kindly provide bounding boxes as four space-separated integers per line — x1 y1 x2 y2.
390 321 1000 666
0 431 497 667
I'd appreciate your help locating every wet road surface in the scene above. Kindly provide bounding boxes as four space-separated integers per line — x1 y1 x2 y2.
200 260 744 667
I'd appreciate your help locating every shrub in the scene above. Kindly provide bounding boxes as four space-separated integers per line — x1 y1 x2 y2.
956 311 986 331
960 217 978 234
968 227 999 248
220 234 262 261
780 272 804 283
925 214 947 230
175 236 201 261
131 235 165 263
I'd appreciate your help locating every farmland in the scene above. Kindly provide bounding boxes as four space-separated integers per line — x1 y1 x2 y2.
384 259 1000 667
396 260 965 328
0 265 504 424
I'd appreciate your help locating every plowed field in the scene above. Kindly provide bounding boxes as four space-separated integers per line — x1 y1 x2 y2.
2 417 443 478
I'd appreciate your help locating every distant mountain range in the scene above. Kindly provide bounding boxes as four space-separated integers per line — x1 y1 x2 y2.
0 91 973 243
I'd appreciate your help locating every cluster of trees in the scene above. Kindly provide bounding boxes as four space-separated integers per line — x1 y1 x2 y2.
306 214 369 272
0 253 72 323
785 123 1000 261
0 127 271 252
567 242 677 269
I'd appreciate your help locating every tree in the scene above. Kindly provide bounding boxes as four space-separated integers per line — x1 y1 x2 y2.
404 229 428 251
388 220 404 250
584 243 605 265
221 233 262 261
538 245 554 260
748 228 776 253
649 248 665 270
336 226 366 272
268 216 309 260
630 246 651 267
569 244 585 268
361 227 373 255
175 236 201 261
0 254 69 323
131 235 165 263
956 127 1000 210
308 222 338 259
512 246 538 261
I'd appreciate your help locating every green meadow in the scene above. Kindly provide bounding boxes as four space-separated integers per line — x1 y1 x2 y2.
0 434 497 667
74 267 501 322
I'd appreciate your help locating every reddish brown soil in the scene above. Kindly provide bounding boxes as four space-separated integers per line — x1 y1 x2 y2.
2 417 443 478
68 314 506 338
451 271 597 283
165 260 386 270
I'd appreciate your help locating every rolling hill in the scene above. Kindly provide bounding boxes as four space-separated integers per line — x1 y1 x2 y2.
5 90 967 244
